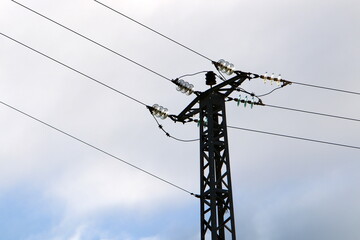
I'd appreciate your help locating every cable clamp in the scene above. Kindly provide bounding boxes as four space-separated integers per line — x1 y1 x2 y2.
191 193 202 198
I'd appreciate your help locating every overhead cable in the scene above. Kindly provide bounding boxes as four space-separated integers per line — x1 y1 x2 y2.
1 33 197 145
230 92 360 123
177 71 210 79
291 81 360 96
0 99 197 197
11 0 171 82
228 125 360 150
256 87 283 97
264 104 360 123
0 32 148 107
93 0 214 62
91 0 360 97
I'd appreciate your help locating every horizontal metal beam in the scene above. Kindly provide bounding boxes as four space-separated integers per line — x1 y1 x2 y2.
175 71 248 122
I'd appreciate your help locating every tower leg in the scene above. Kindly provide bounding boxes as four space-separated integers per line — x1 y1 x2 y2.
199 92 236 240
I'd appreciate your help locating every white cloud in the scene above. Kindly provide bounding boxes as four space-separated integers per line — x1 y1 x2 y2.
68 225 85 240
45 156 188 219
139 236 160 240
1 0 359 239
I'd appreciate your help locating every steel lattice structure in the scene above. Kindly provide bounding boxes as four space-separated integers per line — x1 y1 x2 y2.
173 71 249 239
199 91 235 239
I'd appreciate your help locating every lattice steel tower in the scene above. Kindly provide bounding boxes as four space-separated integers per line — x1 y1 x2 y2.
173 71 249 240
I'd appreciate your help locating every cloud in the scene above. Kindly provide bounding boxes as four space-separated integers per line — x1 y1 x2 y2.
45 156 189 219
68 225 85 240
1 0 359 239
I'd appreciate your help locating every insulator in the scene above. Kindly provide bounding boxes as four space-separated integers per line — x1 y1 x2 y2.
217 59 226 71
277 74 282 86
244 96 248 108
263 72 268 83
176 79 185 91
182 82 190 93
152 104 159 114
217 59 235 75
226 63 235 75
251 96 255 109
237 95 242 106
160 108 168 119
155 106 163 117
185 84 194 95
152 104 168 119
270 73 275 85
175 79 194 95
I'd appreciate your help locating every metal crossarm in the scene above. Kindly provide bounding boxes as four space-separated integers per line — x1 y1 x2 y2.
175 71 248 123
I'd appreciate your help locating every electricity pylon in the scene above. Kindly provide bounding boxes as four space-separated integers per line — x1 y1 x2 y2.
172 70 249 240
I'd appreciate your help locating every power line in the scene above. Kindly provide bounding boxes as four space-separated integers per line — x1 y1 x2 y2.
256 87 283 97
93 0 214 62
11 28 354 127
291 81 360 96
8 2 359 150
264 104 360 123
14 0 360 97
91 1 360 97
11 0 171 82
177 114 359 150
177 71 210 79
0 99 197 196
227 125 360 150
0 32 147 107
228 93 360 123
1 33 198 144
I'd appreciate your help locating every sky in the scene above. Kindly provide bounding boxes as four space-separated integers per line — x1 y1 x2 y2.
0 0 359 239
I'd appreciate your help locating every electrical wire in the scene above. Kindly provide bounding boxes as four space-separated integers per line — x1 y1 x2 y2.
264 104 360 123
291 81 360 96
15 0 360 98
177 71 209 79
1 32 202 145
91 1 360 97
0 99 197 197
0 32 148 107
227 125 360 150
93 0 213 62
11 0 171 82
256 87 283 97
233 90 360 123
151 114 199 143
8 2 360 151
1 32 201 143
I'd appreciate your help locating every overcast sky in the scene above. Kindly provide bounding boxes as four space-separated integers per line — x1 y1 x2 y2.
1 0 360 239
